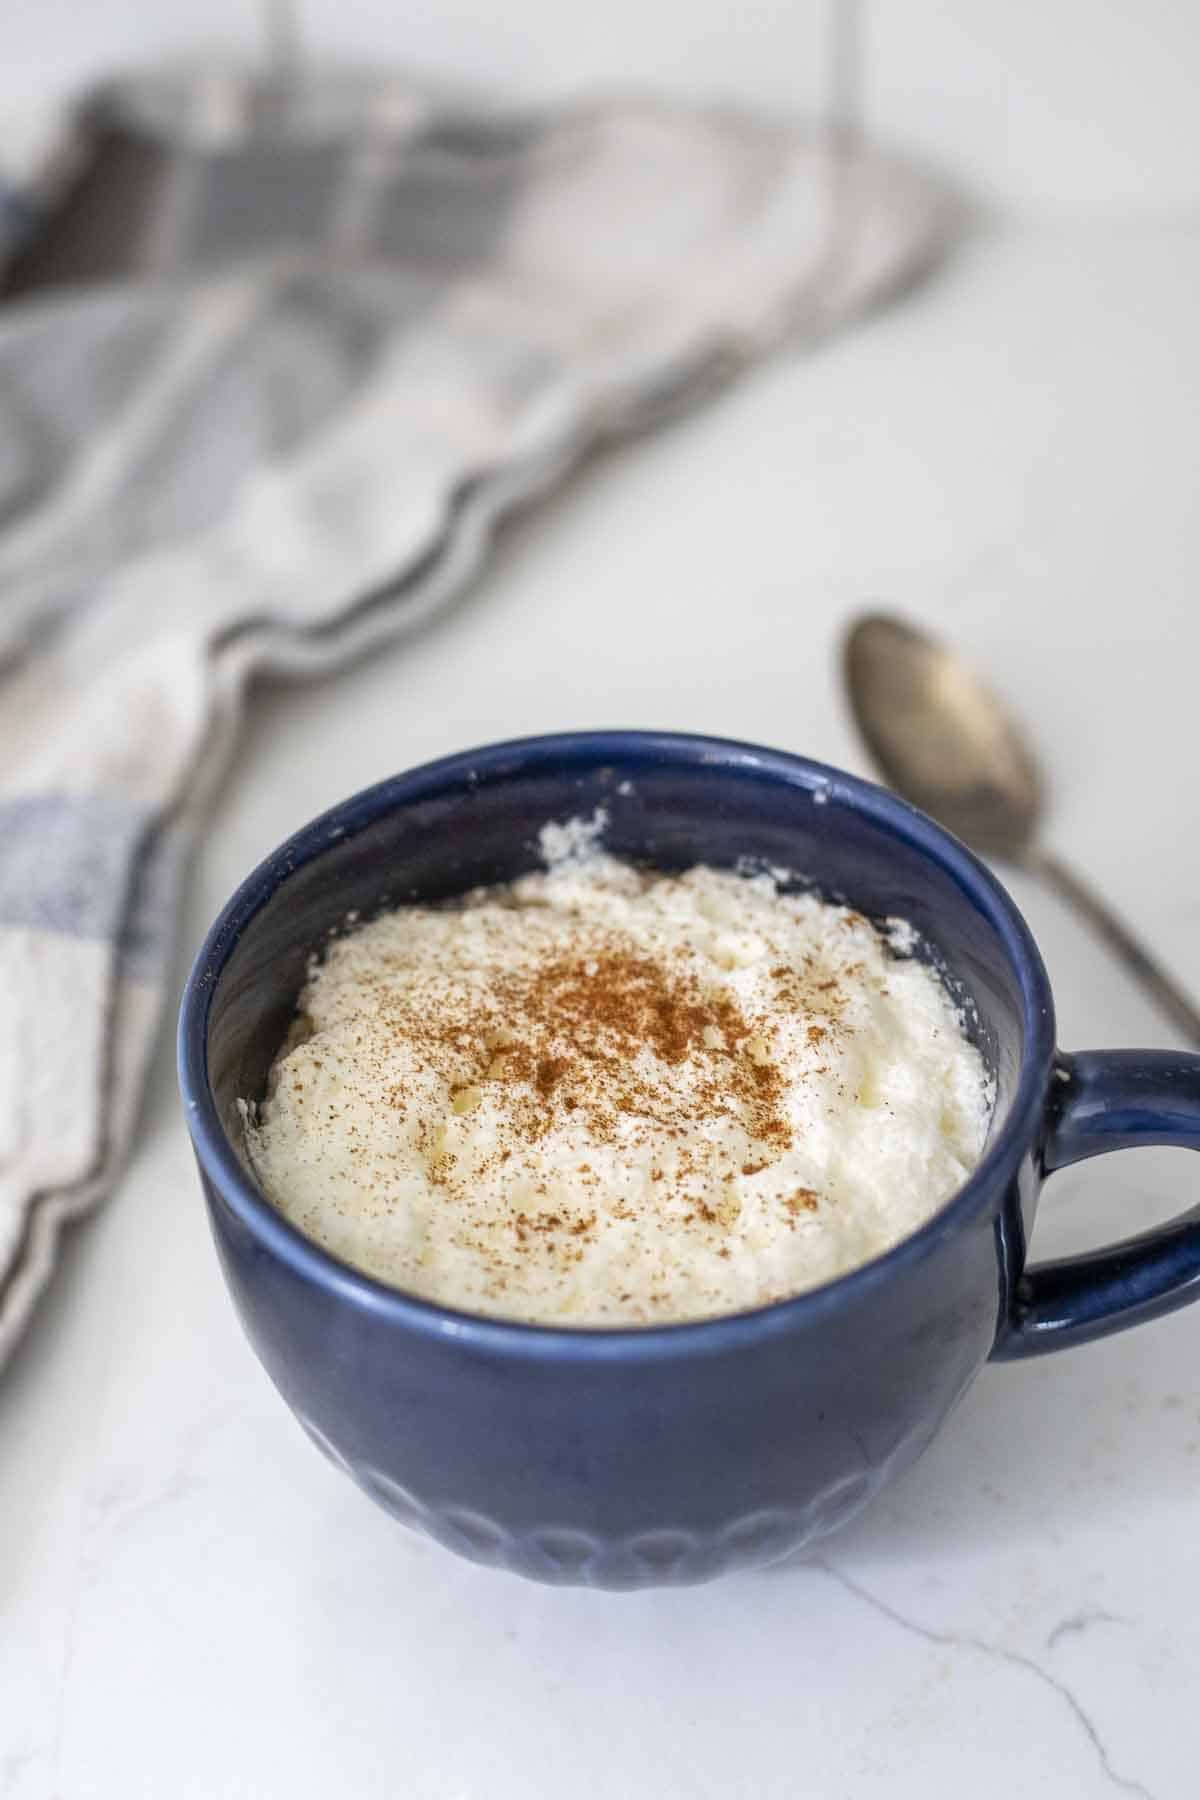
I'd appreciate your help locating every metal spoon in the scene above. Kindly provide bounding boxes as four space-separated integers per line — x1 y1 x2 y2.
843 611 1200 1044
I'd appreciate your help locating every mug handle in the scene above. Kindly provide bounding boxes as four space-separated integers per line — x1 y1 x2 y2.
992 1049 1200 1359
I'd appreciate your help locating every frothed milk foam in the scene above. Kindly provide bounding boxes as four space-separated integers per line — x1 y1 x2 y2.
245 822 992 1325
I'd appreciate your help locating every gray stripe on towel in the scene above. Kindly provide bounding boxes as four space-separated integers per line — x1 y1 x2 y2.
0 793 144 939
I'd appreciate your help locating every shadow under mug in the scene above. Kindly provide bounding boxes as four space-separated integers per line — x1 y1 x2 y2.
178 733 1200 1588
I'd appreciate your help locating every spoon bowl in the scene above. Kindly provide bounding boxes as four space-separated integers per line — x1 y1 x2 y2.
844 613 1042 860
843 609 1200 1045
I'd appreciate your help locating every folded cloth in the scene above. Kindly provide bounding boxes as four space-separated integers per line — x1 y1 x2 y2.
0 89 956 1366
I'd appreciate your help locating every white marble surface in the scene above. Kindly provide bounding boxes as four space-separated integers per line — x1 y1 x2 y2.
5 221 1200 1798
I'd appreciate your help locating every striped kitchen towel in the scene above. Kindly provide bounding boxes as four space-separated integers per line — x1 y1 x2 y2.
0 89 956 1365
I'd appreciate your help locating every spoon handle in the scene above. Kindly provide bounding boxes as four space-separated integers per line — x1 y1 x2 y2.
1030 848 1200 1046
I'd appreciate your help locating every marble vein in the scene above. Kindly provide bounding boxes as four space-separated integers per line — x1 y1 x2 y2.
1 1742 51 1800
1046 1609 1130 1651
813 1562 1153 1800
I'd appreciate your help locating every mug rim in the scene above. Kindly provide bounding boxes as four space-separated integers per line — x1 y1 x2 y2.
178 730 1055 1361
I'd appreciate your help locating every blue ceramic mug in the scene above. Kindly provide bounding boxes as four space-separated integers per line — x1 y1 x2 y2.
178 733 1200 1589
